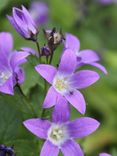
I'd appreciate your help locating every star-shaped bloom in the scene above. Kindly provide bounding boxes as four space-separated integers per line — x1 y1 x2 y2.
64 33 107 74
7 6 38 40
0 32 29 95
23 98 100 156
35 49 100 114
99 153 112 156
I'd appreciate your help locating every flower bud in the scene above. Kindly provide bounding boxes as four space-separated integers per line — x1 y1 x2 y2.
0 145 15 156
7 6 38 41
43 28 65 51
41 45 50 57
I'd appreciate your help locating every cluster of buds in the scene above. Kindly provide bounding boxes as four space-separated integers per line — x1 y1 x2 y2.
43 28 65 51
0 145 15 156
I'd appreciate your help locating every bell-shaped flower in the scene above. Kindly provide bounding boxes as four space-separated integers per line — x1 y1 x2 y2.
23 97 100 156
7 6 38 40
64 33 107 74
35 49 100 114
0 32 29 95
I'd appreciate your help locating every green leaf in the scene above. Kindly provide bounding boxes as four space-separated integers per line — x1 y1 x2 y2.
0 93 40 156
7 139 39 156
21 61 44 95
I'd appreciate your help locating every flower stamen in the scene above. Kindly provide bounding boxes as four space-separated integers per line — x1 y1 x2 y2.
48 124 69 146
53 75 70 94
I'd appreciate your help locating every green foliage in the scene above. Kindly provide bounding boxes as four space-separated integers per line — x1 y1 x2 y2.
0 0 9 12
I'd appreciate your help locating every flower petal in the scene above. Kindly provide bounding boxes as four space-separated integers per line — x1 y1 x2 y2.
29 2 49 25
58 49 77 75
10 51 29 69
65 90 86 114
0 32 13 56
7 15 28 38
23 118 51 139
70 70 100 89
99 153 111 156
67 117 100 138
35 64 57 84
88 62 108 74
78 49 100 63
43 87 59 108
61 140 84 156
14 67 25 84
52 96 70 123
13 7 28 32
0 76 14 95
22 6 36 27
21 6 37 34
40 141 59 156
21 47 39 57
65 33 80 52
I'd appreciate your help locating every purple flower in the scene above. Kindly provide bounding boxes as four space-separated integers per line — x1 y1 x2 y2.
29 1 49 26
64 33 107 74
0 32 29 95
23 98 100 156
41 45 50 57
35 49 100 114
99 153 112 156
98 0 117 5
7 6 38 40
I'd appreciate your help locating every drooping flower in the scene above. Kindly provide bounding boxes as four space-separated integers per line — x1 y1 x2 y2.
0 32 29 95
35 49 100 114
23 98 100 156
29 1 49 26
99 153 112 156
0 144 15 156
7 6 38 40
64 33 107 74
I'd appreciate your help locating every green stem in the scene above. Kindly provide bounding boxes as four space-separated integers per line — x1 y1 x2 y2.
41 57 49 119
35 41 41 62
49 50 54 64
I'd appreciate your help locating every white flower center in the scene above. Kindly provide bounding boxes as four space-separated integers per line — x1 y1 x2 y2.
53 74 70 95
0 71 12 86
75 49 79 56
48 124 69 147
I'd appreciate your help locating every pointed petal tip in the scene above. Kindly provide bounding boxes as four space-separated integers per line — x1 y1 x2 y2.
96 120 100 129
90 118 100 131
0 89 14 96
6 15 11 19
103 69 108 75
35 64 40 71
23 120 30 128
80 107 86 115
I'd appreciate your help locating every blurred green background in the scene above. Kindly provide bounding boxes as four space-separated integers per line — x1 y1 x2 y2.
0 0 117 155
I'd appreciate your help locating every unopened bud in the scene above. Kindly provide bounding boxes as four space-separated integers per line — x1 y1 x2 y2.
41 45 50 57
